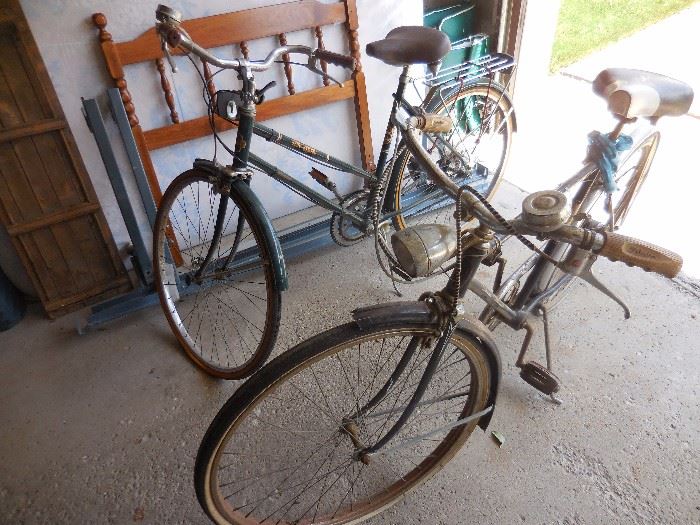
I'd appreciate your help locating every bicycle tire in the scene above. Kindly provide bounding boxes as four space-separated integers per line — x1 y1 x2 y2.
153 169 282 379
480 130 660 329
195 317 492 524
386 81 515 232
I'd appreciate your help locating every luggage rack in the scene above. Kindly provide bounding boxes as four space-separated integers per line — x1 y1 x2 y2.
424 52 515 89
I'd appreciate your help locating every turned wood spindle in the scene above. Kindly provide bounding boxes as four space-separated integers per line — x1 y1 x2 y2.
239 41 250 60
155 58 180 124
277 33 295 95
201 59 217 101
92 13 139 127
314 26 330 87
348 28 362 73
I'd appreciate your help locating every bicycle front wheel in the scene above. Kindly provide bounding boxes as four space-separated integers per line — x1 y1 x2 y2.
153 169 282 379
195 318 492 524
387 81 515 231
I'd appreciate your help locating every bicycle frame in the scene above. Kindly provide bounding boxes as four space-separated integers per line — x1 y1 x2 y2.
244 67 452 229
351 117 658 456
222 61 521 228
193 66 495 281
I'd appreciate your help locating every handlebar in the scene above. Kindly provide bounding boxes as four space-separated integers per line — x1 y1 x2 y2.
400 118 683 279
155 5 355 75
315 49 356 69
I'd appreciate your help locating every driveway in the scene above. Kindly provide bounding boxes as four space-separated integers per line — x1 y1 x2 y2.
508 3 700 280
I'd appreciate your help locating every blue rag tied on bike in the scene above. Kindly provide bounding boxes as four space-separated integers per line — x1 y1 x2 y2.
586 131 633 193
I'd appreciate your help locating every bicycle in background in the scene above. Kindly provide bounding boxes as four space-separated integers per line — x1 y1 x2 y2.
153 6 516 378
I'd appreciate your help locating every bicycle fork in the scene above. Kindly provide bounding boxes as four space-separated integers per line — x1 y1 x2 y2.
341 324 456 464
342 242 492 463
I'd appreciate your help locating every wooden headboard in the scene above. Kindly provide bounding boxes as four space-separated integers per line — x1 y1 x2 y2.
92 0 374 210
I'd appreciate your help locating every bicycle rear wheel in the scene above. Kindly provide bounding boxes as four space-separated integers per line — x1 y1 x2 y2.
480 130 660 329
153 169 282 379
195 318 491 524
387 81 515 232
533 130 660 307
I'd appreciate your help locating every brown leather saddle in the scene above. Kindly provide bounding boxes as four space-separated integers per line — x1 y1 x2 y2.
366 26 451 67
593 68 694 119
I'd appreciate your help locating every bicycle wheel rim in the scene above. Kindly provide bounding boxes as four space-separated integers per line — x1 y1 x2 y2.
389 82 514 231
153 170 280 379
197 323 490 524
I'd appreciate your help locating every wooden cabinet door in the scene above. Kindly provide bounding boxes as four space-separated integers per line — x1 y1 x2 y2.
0 1 131 318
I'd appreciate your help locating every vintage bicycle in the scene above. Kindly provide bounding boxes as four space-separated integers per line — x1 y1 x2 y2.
152 6 516 378
193 67 692 524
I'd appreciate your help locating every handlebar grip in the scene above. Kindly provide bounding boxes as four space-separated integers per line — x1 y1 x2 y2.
315 49 356 70
596 232 682 278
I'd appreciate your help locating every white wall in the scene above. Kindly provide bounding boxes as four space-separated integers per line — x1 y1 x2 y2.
19 0 422 253
506 0 562 190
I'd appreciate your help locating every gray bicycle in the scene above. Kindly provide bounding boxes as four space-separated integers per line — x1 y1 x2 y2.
193 67 692 524
152 6 516 379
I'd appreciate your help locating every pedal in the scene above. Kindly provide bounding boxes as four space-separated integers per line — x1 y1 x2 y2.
519 361 561 395
310 168 342 200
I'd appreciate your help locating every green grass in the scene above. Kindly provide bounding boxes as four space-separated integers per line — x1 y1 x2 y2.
550 0 699 72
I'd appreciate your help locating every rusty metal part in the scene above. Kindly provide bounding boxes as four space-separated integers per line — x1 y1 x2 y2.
341 420 371 465
330 189 370 246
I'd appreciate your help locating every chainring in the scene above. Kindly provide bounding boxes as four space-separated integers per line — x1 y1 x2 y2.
330 189 371 247
481 279 519 330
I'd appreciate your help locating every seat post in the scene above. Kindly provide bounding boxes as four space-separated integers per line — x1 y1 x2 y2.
374 66 411 177
608 116 631 141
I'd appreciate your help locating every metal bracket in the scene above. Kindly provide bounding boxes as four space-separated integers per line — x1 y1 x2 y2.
82 97 152 287
107 88 158 228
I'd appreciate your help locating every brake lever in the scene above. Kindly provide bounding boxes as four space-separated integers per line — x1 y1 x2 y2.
160 35 178 73
306 56 342 87
254 80 277 104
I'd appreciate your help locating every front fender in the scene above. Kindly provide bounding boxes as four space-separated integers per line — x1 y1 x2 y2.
353 301 501 430
193 159 288 291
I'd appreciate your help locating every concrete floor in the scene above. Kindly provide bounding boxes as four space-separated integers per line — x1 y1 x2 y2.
1 182 699 524
4 6 700 522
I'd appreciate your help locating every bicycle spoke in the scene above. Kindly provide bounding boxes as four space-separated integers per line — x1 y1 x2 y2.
155 174 277 377
202 326 487 524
